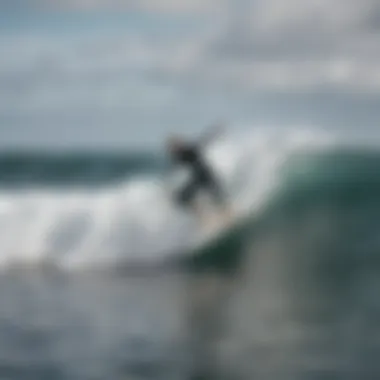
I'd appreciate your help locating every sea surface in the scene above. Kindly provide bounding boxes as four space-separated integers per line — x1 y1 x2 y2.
0 129 379 380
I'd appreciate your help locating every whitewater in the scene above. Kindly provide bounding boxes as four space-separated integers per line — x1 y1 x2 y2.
0 127 365 270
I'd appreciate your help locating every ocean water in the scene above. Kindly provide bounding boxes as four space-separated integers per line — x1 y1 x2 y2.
0 129 380 380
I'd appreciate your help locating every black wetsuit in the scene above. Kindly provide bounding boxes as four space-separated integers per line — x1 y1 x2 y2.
171 144 224 208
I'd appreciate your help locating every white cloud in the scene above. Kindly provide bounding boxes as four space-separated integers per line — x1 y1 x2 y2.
32 0 222 13
164 0 380 92
132 0 221 14
2 0 380 124
0 30 182 116
252 0 373 34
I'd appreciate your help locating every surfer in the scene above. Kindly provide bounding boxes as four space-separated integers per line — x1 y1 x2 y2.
166 124 226 211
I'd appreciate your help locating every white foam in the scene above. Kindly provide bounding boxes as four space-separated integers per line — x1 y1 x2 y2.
0 127 335 270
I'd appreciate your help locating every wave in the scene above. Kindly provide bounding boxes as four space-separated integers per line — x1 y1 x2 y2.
0 151 164 187
0 128 379 270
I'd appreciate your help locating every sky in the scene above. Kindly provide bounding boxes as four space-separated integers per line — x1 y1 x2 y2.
1 0 380 149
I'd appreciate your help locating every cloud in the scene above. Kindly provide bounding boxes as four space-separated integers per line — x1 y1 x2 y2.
157 0 380 92
0 31 180 115
20 0 221 13
1 0 380 148
211 0 380 57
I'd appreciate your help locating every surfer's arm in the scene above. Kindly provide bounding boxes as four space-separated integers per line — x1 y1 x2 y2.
197 122 225 148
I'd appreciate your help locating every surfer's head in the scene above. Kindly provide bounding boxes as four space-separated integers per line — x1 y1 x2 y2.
167 134 184 154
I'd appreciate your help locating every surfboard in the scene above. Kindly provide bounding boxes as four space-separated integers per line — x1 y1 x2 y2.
181 207 252 275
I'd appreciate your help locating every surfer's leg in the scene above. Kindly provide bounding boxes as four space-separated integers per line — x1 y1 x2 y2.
205 176 227 208
175 180 199 209
176 179 213 224
211 181 224 205
205 177 235 224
